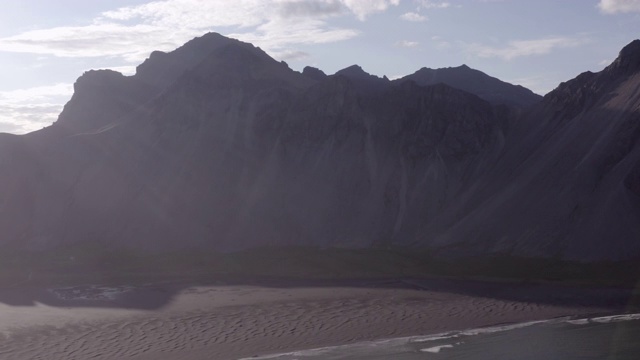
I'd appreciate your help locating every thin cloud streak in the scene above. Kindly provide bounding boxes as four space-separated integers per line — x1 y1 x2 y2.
277 0 345 18
598 0 640 13
400 12 428 21
396 40 420 48
418 0 451 9
467 36 589 61
342 0 400 20
0 0 389 64
0 23 163 62
0 83 73 105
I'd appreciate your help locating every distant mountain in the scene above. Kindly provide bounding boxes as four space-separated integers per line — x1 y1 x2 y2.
0 32 638 262
332 64 390 94
302 66 327 81
396 64 542 107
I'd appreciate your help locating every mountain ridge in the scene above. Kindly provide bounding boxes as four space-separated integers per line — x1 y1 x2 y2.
0 32 639 262
395 64 542 107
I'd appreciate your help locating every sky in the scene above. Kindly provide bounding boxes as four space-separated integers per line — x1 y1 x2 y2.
0 0 639 134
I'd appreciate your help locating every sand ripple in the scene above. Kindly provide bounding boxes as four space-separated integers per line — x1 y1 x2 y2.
0 282 618 360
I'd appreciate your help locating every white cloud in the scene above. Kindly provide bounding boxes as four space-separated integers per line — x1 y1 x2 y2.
598 0 640 13
418 0 451 9
395 40 420 48
98 65 138 75
400 12 428 21
277 0 345 18
229 18 358 54
271 49 311 61
342 0 400 20
0 84 73 105
467 36 589 60
598 59 612 66
0 84 73 134
0 0 391 64
0 104 62 134
0 23 164 63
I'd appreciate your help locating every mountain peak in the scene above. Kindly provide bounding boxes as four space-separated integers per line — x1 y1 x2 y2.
333 64 390 93
335 64 369 78
607 39 640 75
302 66 327 81
334 64 389 82
134 32 255 88
74 69 125 91
618 39 640 60
398 64 542 107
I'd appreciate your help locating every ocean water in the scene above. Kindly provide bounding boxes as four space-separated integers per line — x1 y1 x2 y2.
244 314 640 360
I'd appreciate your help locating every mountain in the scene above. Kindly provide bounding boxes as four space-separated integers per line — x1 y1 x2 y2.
334 65 397 96
422 40 640 261
0 32 638 263
396 64 542 107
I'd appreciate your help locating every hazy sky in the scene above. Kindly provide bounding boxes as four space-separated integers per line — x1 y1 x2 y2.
0 0 639 134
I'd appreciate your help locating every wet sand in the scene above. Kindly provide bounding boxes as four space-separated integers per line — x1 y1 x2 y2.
0 278 633 359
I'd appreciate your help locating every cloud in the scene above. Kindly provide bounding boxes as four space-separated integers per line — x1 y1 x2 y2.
598 0 640 13
229 18 358 54
388 74 408 80
0 84 73 134
0 104 62 134
400 12 428 21
598 59 612 66
0 0 391 64
98 65 138 75
395 40 420 48
277 0 345 18
272 50 311 61
0 83 73 107
507 76 553 95
342 0 400 20
467 36 589 60
0 23 164 62
418 0 451 9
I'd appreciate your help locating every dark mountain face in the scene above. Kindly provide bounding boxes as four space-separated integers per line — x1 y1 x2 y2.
332 64 391 94
396 64 542 107
421 40 640 261
0 33 638 261
302 66 327 81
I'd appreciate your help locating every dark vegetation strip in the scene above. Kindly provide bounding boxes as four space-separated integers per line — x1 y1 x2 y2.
1 244 639 288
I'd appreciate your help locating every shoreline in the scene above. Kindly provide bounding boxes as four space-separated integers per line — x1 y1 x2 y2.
242 312 640 359
0 277 636 359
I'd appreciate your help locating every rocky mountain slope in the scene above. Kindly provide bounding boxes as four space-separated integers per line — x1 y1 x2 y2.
424 40 640 261
0 33 638 261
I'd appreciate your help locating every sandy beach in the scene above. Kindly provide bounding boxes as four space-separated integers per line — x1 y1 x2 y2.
0 277 634 360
